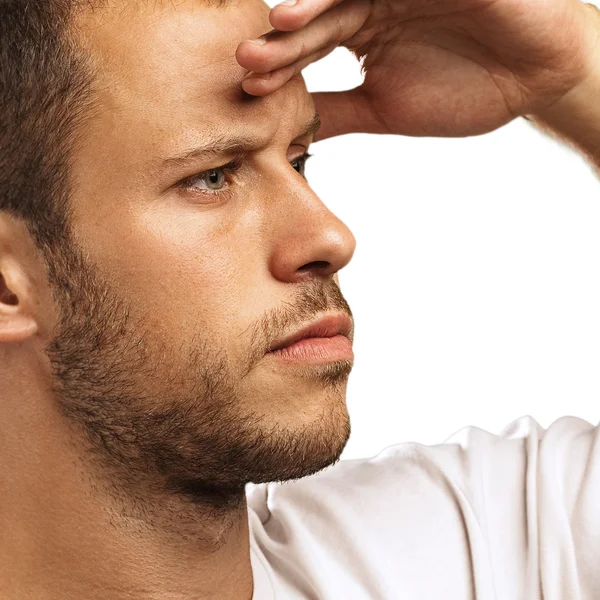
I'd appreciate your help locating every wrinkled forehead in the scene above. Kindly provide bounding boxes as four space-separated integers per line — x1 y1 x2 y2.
73 0 307 153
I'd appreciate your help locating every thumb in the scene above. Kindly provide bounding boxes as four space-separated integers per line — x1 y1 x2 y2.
311 86 382 142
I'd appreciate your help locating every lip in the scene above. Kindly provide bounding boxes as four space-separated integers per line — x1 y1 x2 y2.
268 313 353 353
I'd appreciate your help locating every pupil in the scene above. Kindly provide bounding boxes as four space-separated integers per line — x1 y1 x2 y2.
209 170 219 184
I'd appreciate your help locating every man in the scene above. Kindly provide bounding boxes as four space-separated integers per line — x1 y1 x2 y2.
0 0 599 598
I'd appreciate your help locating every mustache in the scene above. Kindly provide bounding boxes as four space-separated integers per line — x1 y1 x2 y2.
242 278 353 368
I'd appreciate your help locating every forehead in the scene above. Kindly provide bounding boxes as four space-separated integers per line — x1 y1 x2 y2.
73 0 312 169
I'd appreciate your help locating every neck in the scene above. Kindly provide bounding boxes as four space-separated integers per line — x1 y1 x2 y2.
0 367 254 600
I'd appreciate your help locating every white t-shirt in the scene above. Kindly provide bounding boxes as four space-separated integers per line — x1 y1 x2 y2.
246 415 600 599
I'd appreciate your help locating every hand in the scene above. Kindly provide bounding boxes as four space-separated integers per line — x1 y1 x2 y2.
235 0 600 140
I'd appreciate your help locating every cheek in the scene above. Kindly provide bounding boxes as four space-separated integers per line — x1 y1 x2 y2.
106 206 261 337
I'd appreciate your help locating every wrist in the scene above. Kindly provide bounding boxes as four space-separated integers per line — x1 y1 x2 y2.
528 4 600 169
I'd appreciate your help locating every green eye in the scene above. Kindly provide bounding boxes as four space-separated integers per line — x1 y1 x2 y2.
182 157 243 194
181 151 313 197
206 168 226 190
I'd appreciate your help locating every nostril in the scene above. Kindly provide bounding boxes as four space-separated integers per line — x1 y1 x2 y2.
3 292 18 306
0 275 18 306
299 261 329 272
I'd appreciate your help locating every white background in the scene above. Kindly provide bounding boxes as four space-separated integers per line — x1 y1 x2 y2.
270 1 600 460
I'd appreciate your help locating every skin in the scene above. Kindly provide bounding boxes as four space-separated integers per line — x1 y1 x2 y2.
0 0 356 598
3 0 600 597
236 0 600 141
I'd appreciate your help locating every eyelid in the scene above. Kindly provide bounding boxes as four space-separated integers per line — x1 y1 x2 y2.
179 155 244 186
177 150 313 196
189 149 310 177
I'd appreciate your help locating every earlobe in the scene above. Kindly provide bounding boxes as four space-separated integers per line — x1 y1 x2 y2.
0 272 38 343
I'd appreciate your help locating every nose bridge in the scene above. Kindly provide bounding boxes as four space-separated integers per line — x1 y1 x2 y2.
267 168 356 283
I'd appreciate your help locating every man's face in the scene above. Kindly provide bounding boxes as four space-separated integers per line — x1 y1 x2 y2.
44 0 356 509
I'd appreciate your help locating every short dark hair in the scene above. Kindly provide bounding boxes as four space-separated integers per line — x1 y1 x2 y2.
0 0 96 262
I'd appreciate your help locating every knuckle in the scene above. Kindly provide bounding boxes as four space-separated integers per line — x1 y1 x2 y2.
297 39 310 61
333 14 345 42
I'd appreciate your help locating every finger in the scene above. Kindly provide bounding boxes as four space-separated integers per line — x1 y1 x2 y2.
236 0 369 75
312 87 390 140
241 43 338 97
311 88 364 140
269 0 346 33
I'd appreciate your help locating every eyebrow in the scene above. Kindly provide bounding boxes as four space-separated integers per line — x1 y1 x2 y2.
160 111 321 169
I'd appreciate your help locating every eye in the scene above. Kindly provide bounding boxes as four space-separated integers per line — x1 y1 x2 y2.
291 152 312 178
183 162 237 193
205 168 226 190
178 151 313 198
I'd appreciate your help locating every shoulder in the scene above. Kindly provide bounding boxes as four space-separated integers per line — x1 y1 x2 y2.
247 415 600 599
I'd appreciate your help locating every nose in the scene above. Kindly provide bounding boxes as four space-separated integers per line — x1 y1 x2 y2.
268 172 356 284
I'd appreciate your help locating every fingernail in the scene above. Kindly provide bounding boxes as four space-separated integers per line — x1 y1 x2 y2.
278 0 297 6
247 37 267 46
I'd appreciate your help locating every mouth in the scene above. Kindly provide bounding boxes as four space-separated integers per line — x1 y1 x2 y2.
268 334 354 364
267 313 353 361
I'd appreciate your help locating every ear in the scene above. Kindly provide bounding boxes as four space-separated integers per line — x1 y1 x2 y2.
0 267 38 343
0 213 39 344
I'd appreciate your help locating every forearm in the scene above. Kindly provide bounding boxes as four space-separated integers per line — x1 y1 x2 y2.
528 10 600 174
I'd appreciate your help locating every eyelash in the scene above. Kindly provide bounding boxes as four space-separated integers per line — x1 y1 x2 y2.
178 151 313 201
